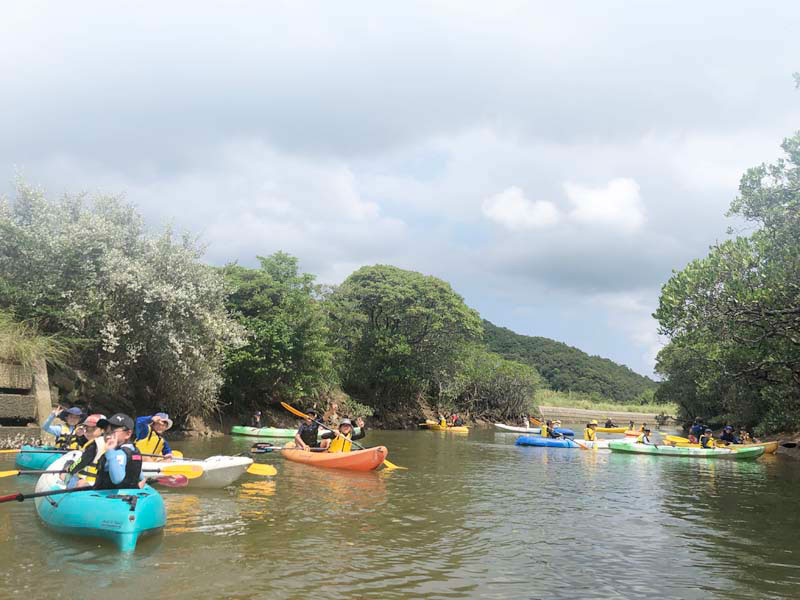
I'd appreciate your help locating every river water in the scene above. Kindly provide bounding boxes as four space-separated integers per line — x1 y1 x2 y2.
1 427 799 599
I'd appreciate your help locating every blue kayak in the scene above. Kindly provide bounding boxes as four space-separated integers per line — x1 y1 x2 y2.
34 452 166 552
15 445 62 470
515 435 580 448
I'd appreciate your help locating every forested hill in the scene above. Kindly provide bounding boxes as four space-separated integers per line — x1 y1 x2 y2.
483 320 658 403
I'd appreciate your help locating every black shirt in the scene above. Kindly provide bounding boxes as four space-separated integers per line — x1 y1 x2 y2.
297 421 320 447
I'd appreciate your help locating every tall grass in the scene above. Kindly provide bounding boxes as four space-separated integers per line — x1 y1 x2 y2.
0 311 70 367
533 389 677 415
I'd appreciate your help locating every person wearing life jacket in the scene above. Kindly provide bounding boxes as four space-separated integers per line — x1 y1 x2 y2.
42 406 85 449
542 420 562 439
438 414 447 428
639 422 649 433
699 428 717 449
294 409 321 450
134 413 174 460
719 425 741 445
93 413 145 490
584 420 598 441
739 429 754 444
688 417 706 443
319 418 366 453
251 411 263 428
66 414 107 489
604 417 616 428
636 428 654 445
450 414 464 427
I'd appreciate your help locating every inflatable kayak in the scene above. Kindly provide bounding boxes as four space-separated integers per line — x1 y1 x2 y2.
596 426 627 433
15 445 62 470
34 452 166 551
494 424 575 436
608 441 765 459
231 425 361 439
427 424 469 432
281 443 387 471
142 455 253 488
515 436 580 448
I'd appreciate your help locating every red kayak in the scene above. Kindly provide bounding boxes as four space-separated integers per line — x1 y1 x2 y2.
281 443 387 471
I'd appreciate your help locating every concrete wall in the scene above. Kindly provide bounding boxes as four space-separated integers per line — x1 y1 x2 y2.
0 358 52 444
538 405 676 425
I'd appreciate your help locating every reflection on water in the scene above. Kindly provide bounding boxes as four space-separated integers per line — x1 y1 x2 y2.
0 428 799 599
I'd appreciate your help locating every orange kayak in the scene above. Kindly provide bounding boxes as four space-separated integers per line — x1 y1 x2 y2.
281 443 388 471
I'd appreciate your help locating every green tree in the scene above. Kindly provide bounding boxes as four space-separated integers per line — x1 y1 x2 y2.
0 182 243 418
327 265 484 406
654 132 800 433
220 253 336 412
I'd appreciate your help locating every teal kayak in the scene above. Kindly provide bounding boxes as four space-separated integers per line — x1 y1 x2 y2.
15 445 62 470
34 452 166 551
608 441 765 459
231 425 361 439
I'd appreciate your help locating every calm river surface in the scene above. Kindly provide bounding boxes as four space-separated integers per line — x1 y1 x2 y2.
1 427 799 599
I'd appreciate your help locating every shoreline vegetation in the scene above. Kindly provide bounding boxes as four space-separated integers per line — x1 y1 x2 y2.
1 131 798 437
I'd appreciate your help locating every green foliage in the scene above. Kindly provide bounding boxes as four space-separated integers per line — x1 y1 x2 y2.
327 265 484 406
0 182 243 418
654 132 800 434
220 253 336 411
483 320 658 403
0 310 70 366
535 389 678 415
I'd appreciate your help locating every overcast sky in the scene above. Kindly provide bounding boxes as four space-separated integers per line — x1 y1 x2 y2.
3 2 799 376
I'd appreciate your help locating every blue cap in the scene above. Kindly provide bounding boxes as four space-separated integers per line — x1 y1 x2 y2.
64 407 83 416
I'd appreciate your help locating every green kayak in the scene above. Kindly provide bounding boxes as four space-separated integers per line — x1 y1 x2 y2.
608 441 764 459
231 425 361 439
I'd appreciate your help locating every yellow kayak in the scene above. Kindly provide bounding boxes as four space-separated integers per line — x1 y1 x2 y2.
596 427 627 433
665 436 778 454
427 424 469 433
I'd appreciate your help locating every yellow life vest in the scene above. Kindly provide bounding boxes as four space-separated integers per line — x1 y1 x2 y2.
541 424 550 438
73 437 107 484
55 426 81 450
327 432 352 453
636 433 650 443
135 426 165 456
584 427 596 441
439 417 447 427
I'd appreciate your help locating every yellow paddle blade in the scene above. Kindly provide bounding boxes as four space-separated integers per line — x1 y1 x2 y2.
0 449 22 454
171 450 184 458
246 463 277 476
0 470 21 478
665 435 690 443
281 402 308 419
382 459 406 470
158 464 204 479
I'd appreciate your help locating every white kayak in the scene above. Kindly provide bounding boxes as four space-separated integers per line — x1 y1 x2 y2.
494 423 541 434
141 455 253 488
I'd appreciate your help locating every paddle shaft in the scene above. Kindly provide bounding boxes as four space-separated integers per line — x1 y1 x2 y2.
0 486 100 503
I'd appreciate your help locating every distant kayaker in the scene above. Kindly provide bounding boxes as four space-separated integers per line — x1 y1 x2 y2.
640 422 648 433
251 411 262 428
134 413 174 460
42 406 85 450
320 417 366 452
94 413 145 490
66 413 107 489
636 428 654 445
438 414 447 428
542 420 562 439
294 409 321 450
628 420 635 431
739 429 755 444
604 417 616 428
719 425 741 445
584 420 598 441
450 414 464 427
699 428 716 449
688 417 706 443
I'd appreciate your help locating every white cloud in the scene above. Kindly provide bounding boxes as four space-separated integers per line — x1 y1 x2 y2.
565 178 646 233
481 186 560 230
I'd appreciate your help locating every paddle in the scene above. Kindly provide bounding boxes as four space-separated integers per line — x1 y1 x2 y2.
252 442 328 454
0 448 66 455
1 463 204 479
280 402 406 470
142 451 276 476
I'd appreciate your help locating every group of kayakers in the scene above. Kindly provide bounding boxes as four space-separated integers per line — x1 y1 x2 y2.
688 417 756 448
40 406 177 491
291 407 366 452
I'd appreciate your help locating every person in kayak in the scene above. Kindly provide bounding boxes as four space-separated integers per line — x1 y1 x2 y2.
636 428 654 444
604 417 617 428
699 428 717 449
449 414 464 427
628 420 635 431
66 413 107 488
541 420 563 439
438 414 447 427
294 408 321 450
639 422 649 433
319 418 366 452
251 411 262 428
719 425 741 445
688 417 706 443
584 420 598 441
134 413 174 460
42 406 85 449
94 413 145 490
